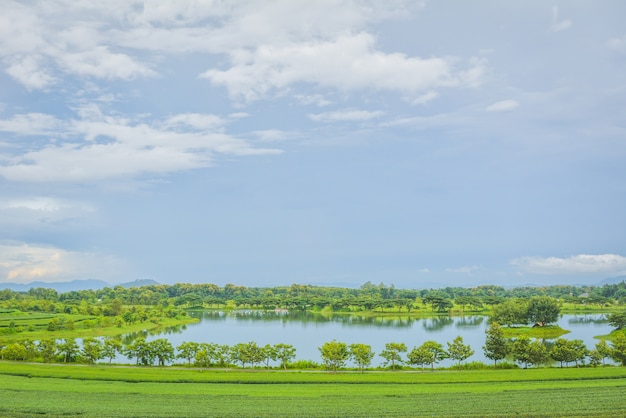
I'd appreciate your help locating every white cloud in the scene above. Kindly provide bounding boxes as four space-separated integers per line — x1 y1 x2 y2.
5 55 56 90
0 242 124 283
485 99 519 112
201 32 483 102
0 113 64 135
58 46 156 80
0 109 282 182
511 254 626 276
551 6 572 32
309 109 385 123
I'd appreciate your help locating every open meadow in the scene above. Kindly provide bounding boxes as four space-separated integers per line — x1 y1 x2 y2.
1 362 625 417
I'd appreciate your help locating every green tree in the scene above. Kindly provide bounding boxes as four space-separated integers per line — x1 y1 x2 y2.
349 343 375 373
492 299 528 327
512 336 532 368
550 338 587 368
422 340 448 370
176 341 200 366
102 338 122 364
150 339 174 366
610 333 626 366
527 340 549 368
319 340 349 372
261 344 277 368
526 296 560 326
57 338 79 363
380 342 407 370
483 323 509 365
81 337 103 364
274 343 296 370
37 339 57 363
608 311 626 330
195 343 217 370
2 342 28 361
407 345 433 372
594 339 612 365
446 336 474 366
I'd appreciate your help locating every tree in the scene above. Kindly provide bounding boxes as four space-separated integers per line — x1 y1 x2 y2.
319 340 349 372
526 296 560 326
380 342 407 370
57 338 79 363
594 339 612 365
38 339 57 363
608 311 626 330
274 343 296 370
527 340 549 368
483 323 509 365
81 337 104 364
177 341 200 366
195 343 216 370
550 338 587 368
420 341 448 370
610 333 626 366
447 336 474 367
492 299 528 327
150 339 174 366
102 338 122 364
407 345 433 372
512 336 532 368
2 342 28 361
349 343 375 373
262 344 277 368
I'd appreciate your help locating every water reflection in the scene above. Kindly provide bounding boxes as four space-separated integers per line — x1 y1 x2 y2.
422 316 454 331
112 311 614 367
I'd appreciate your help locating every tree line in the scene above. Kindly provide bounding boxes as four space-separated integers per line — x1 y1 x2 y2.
2 327 626 370
2 280 625 316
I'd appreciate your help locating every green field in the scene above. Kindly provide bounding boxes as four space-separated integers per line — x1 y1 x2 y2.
1 362 625 417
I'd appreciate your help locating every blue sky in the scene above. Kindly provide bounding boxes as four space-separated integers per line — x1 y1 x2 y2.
1 1 625 288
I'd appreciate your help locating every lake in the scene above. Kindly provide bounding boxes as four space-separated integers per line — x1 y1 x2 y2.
125 310 613 367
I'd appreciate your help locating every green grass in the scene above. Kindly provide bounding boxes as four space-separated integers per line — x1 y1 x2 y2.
0 362 625 417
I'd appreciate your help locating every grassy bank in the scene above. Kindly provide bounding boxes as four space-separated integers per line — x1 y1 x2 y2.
0 362 625 417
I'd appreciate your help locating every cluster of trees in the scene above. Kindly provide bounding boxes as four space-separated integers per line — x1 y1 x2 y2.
0 337 297 370
491 296 561 327
2 329 626 370
2 280 625 316
318 337 474 373
483 323 626 368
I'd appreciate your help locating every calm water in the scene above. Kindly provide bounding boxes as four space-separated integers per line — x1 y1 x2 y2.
124 311 613 367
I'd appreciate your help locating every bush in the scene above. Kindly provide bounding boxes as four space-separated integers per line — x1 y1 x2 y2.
494 361 519 369
287 360 321 370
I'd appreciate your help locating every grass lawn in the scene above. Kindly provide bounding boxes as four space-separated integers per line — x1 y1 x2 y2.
0 362 625 417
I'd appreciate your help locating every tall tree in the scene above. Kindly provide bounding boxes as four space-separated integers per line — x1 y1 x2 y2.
610 333 626 366
102 338 122 364
319 340 349 373
483 323 509 365
380 342 407 371
526 296 560 326
447 336 474 366
274 343 296 370
176 341 200 366
349 343 375 373
57 338 79 363
81 337 104 364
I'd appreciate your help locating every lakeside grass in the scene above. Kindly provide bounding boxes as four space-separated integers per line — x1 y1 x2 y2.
0 362 625 417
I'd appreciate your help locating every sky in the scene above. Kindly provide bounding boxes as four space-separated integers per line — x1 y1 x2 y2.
1 1 625 289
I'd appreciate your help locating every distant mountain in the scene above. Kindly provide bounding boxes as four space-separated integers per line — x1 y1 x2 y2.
597 276 626 286
0 278 161 293
0 279 111 293
117 279 160 288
